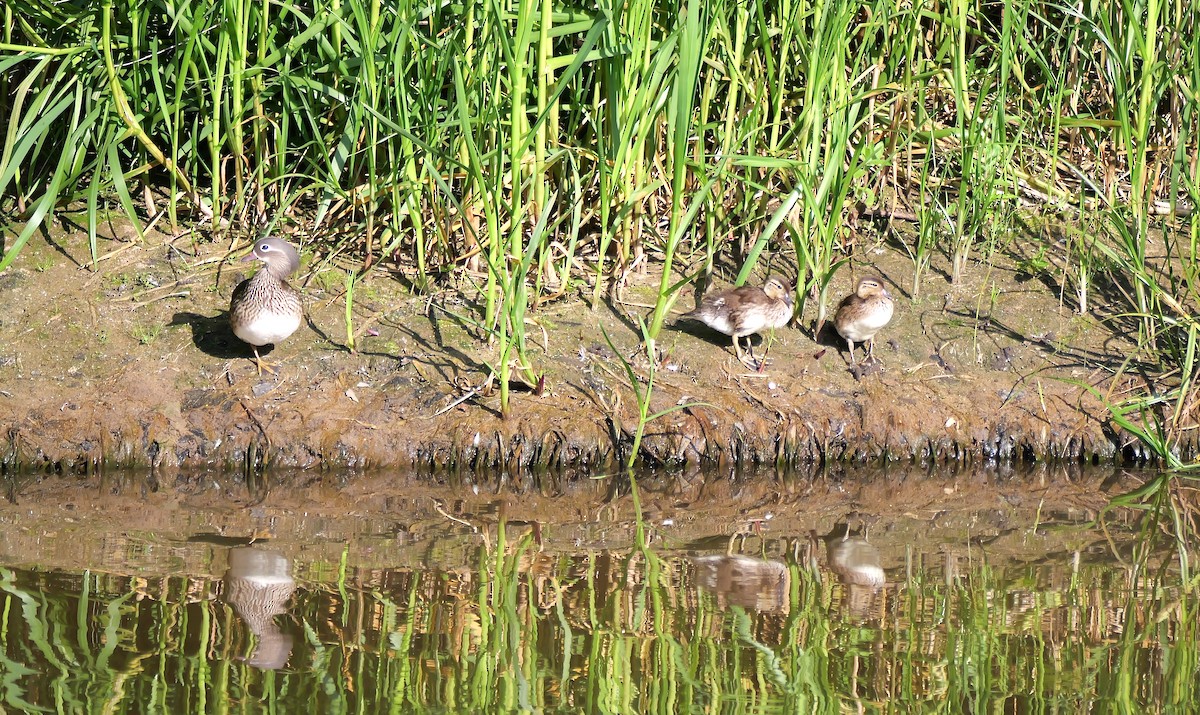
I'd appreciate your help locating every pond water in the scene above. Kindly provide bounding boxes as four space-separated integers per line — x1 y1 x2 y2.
0 466 1195 713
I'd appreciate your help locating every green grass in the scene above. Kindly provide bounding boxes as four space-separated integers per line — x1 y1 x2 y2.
130 322 161 345
2 0 1199 453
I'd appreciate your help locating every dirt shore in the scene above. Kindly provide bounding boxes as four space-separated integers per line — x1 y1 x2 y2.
0 220 1158 476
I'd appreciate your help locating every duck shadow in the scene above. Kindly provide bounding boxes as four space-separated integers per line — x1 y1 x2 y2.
170 311 267 360
672 319 737 349
669 316 766 352
812 320 847 351
670 320 815 371
812 320 873 367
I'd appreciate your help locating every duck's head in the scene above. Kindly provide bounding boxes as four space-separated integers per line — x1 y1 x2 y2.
763 277 795 307
855 276 889 299
245 237 300 277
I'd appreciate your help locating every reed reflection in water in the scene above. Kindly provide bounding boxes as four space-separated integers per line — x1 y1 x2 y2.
0 474 1194 713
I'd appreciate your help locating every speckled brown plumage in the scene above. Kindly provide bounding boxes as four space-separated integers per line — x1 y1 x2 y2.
225 547 296 670
681 277 794 367
230 237 303 374
834 276 893 364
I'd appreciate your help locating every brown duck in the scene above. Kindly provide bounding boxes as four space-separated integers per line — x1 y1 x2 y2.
681 277 794 367
229 237 303 375
833 276 893 364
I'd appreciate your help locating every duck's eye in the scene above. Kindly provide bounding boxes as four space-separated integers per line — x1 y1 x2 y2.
258 243 271 252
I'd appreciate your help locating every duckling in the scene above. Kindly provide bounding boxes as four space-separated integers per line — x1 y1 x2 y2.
229 237 303 375
818 524 886 621
824 526 885 589
833 276 893 364
680 277 794 368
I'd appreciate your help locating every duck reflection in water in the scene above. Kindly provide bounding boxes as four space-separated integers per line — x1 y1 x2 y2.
692 554 790 614
224 546 298 670
819 523 886 621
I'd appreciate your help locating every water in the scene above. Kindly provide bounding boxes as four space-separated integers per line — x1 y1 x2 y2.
0 466 1195 713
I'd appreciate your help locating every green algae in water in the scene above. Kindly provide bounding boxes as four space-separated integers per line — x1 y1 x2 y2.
0 477 1195 713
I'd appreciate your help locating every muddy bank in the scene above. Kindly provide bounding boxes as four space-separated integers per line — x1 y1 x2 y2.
0 222 1162 475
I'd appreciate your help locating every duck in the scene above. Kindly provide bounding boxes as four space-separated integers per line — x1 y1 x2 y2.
229 237 303 375
680 277 794 368
833 276 893 364
824 527 886 589
225 546 296 670
818 524 886 621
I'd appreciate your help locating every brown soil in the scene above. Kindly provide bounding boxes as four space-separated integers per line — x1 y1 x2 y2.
0 218 1150 476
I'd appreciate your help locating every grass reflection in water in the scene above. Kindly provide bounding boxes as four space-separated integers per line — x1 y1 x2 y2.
0 479 1195 713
